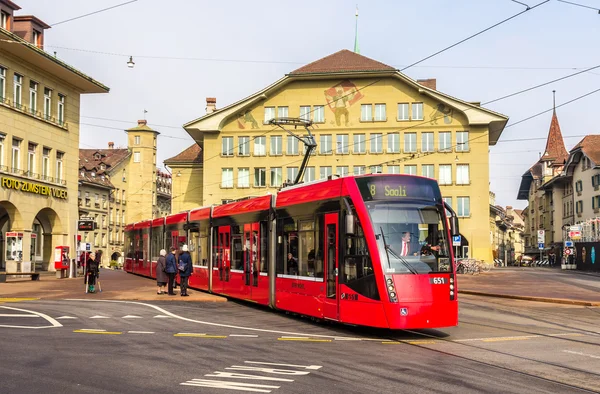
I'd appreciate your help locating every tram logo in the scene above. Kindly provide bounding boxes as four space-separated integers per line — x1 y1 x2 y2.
400 308 408 316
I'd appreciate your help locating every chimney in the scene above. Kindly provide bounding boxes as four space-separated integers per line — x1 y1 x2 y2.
108 142 114 149
0 1 21 32
13 15 51 49
137 119 147 126
417 78 436 90
206 97 217 114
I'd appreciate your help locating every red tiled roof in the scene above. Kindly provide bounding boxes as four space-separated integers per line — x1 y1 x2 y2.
571 135 600 166
164 144 203 164
79 149 130 187
514 209 524 219
290 49 396 75
541 111 568 166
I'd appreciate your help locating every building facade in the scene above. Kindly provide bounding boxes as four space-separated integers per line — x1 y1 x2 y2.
0 1 108 273
489 192 525 265
168 50 508 262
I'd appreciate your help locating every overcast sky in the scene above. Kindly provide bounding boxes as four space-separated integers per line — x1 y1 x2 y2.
15 0 600 209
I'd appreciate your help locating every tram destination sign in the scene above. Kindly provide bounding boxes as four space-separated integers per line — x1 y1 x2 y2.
356 175 441 202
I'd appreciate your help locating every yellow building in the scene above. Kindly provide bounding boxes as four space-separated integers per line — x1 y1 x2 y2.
169 50 508 262
0 1 108 274
489 191 525 265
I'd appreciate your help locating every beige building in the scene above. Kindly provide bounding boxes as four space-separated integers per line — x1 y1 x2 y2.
167 50 508 262
0 1 108 273
78 121 171 266
489 191 525 265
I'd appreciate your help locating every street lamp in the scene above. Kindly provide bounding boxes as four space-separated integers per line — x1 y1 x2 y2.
127 56 135 68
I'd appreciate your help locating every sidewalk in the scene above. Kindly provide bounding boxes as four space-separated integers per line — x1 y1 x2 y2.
458 267 600 306
0 269 226 303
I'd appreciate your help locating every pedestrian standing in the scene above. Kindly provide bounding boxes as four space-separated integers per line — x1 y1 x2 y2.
87 252 99 293
165 247 178 296
156 249 168 295
178 244 193 297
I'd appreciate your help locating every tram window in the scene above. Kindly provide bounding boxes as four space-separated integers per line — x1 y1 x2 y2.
212 227 220 268
260 221 268 273
125 233 134 259
150 228 163 262
343 209 379 300
198 226 209 266
232 235 243 270
276 216 324 279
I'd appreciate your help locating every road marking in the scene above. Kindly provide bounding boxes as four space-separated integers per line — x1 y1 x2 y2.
381 341 403 345
550 333 585 337
128 331 155 334
153 315 170 318
122 315 142 319
229 334 259 338
0 314 39 317
563 350 600 359
482 336 533 342
76 329 107 332
406 340 437 345
0 305 62 329
90 315 110 319
277 337 332 342
74 329 122 335
0 298 39 303
280 336 308 339
174 333 227 338
334 337 362 341
56 316 77 320
244 362 322 370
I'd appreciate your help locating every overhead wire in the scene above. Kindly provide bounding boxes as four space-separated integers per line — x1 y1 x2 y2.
50 0 139 26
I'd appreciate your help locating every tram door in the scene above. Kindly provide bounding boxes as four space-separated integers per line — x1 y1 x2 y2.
214 226 231 293
243 223 260 298
322 213 339 320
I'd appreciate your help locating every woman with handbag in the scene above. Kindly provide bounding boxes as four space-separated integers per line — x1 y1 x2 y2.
156 249 168 295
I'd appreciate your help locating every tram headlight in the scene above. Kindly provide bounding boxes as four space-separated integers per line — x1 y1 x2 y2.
450 291 454 296
386 278 393 285
450 277 454 284
389 292 396 299
450 284 454 290
387 285 394 292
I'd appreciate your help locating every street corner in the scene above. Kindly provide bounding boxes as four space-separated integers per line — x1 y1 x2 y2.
0 304 62 329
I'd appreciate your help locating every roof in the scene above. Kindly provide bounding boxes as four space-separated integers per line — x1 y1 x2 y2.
517 162 542 200
126 122 159 134
514 209 524 219
0 0 21 10
14 15 51 29
570 135 600 166
289 49 396 75
164 144 203 165
79 149 130 173
541 111 568 165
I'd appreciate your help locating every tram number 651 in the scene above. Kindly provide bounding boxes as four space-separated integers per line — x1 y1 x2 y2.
430 277 447 285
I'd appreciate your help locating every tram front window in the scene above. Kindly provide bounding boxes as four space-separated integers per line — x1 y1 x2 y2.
366 201 451 274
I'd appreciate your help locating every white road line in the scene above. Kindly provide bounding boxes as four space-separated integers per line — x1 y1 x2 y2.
64 299 384 340
128 331 155 334
334 337 362 341
56 316 78 320
563 350 600 359
229 334 259 337
90 315 110 319
0 314 39 317
122 315 142 319
454 335 541 342
0 305 62 329
153 315 170 318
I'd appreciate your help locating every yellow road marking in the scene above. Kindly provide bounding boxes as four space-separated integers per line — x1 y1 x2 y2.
382 341 402 344
277 338 332 342
482 337 531 342
0 298 39 303
73 330 122 335
406 340 437 345
174 333 227 338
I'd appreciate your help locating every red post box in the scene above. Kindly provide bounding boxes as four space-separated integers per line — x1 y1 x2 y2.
54 246 70 270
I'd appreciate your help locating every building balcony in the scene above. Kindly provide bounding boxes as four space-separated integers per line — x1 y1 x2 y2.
0 97 69 130
0 166 67 186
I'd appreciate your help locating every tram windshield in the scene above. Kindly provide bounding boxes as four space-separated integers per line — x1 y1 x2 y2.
365 201 451 274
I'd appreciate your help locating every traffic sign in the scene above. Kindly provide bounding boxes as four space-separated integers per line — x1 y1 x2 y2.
452 235 461 246
538 243 544 250
565 248 572 255
564 241 574 247
537 230 545 243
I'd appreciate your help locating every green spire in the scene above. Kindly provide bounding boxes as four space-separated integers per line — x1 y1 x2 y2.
354 6 360 54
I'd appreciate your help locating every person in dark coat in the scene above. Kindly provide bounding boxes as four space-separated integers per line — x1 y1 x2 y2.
178 244 193 297
165 247 178 296
156 249 168 294
87 252 99 293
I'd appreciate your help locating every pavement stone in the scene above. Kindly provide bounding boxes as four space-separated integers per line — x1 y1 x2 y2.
0 269 226 302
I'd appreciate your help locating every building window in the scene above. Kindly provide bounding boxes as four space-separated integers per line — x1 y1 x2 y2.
456 131 469 151
422 164 434 179
270 167 282 187
286 167 298 184
388 165 400 174
286 136 298 155
320 135 332 154
404 133 416 153
42 147 50 180
254 168 266 187
397 103 409 120
0 134 4 167
443 197 452 209
354 134 366 154
336 134 348 154
300 106 311 121
304 166 315 182
0 11 7 29
134 135 141 145
0 67 5 100
412 103 423 120
320 166 332 179
374 104 386 121
57 94 65 125
29 81 37 114
270 136 282 155
387 133 400 153
353 166 366 175
222 136 234 156
576 200 583 214
133 152 141 163
439 132 451 152
370 133 382 153
27 143 36 176
336 166 349 176
254 136 266 156
221 168 233 188
43 88 52 120
56 152 63 182
456 164 470 185
457 197 470 217
277 106 288 119
439 164 452 185
13 74 22 108
237 136 249 156
422 132 434 152
360 104 372 121
11 138 20 171
404 165 417 175
313 105 324 123
370 165 382 174
264 107 275 123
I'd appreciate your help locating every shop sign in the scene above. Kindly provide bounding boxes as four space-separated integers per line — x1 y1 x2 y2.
1 177 68 199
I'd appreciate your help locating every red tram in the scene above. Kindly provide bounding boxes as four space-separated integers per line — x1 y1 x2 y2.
124 174 460 329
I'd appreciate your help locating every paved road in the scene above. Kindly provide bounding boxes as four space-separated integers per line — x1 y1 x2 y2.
1 296 599 393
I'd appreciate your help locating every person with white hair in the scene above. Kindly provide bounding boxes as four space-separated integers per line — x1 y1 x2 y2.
86 252 99 293
156 249 168 295
178 244 192 297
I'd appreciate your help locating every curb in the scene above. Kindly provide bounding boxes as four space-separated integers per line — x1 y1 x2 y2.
459 290 600 307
